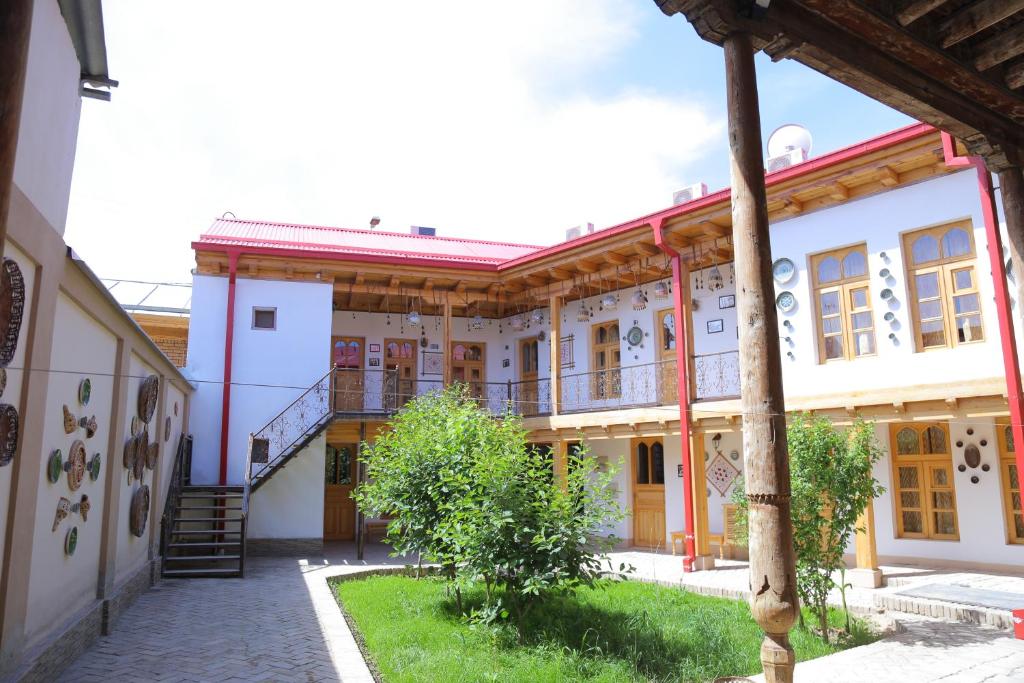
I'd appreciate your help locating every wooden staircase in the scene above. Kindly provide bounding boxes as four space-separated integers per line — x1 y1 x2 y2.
161 486 246 578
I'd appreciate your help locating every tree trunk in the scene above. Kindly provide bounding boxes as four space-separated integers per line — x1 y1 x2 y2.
724 31 800 683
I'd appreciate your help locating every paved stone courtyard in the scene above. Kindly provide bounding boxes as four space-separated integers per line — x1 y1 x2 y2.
60 544 1024 682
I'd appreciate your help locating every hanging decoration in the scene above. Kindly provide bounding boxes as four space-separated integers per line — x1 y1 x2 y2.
47 450 63 484
64 526 78 556
65 440 87 492
630 265 648 311
653 281 670 299
132 432 147 481
78 494 91 522
0 403 17 467
530 309 544 325
79 415 97 439
0 368 6 398
123 435 137 472
88 453 101 481
510 314 526 332
707 240 724 291
53 497 71 531
0 258 26 368
706 454 740 496
63 405 77 434
129 485 150 537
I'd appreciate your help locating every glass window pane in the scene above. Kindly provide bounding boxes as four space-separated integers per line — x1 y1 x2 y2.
942 228 971 258
662 314 676 351
853 331 875 356
932 491 954 510
818 257 841 284
1014 513 1024 539
898 465 920 488
953 269 974 291
851 288 868 309
934 511 956 535
325 447 337 485
338 447 352 485
924 427 947 455
921 319 946 347
919 300 943 320
596 327 606 344
454 344 466 361
1009 463 1019 490
652 443 665 485
956 315 983 343
953 293 980 314
843 251 867 278
824 336 844 360
900 491 921 508
851 312 873 330
1006 426 1016 455
609 324 619 338
902 510 923 534
822 317 842 334
915 272 941 299
820 291 840 315
897 431 920 456
912 235 940 264
637 443 649 485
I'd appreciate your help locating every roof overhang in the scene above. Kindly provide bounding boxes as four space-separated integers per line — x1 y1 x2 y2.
57 0 118 100
655 0 1024 171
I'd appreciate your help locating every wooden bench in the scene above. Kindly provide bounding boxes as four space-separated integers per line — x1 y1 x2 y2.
672 504 743 559
365 519 391 542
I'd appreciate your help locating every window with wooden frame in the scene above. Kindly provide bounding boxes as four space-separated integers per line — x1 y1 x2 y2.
903 222 984 350
811 244 875 362
890 423 959 540
591 321 621 399
996 419 1024 544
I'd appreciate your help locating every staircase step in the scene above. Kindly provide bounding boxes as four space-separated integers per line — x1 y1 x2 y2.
168 541 241 548
170 529 242 535
172 505 243 511
179 493 243 499
162 567 241 578
173 516 243 523
164 554 241 562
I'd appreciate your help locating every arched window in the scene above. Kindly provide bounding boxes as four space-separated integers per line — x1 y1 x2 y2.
651 442 665 485
922 426 946 454
842 250 867 278
817 256 841 283
912 235 940 264
896 427 919 455
891 423 957 540
453 344 466 361
636 442 649 484
812 245 875 362
941 228 971 258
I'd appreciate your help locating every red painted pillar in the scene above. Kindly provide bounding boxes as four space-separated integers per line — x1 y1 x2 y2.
942 133 1024 494
653 219 697 572
219 251 240 485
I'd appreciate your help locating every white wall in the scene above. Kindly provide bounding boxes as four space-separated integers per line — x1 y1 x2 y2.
584 438 631 542
183 274 227 484
24 294 116 647
872 417 1023 568
13 0 83 235
700 430 745 536
0 242 37 576
248 434 325 539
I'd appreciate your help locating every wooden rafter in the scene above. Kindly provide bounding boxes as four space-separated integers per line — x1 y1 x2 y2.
897 0 955 27
939 0 1024 49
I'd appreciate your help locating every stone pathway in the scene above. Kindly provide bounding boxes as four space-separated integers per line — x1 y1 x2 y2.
60 545 1024 682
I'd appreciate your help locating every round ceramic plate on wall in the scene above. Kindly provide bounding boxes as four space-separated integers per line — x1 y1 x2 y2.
772 258 796 284
775 291 796 312
626 326 643 346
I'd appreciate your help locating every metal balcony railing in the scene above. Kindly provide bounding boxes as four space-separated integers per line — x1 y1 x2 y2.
559 360 679 414
693 350 741 401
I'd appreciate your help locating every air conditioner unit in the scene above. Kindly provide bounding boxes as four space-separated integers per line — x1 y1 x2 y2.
766 148 807 173
565 226 582 241
672 183 708 205
410 226 436 236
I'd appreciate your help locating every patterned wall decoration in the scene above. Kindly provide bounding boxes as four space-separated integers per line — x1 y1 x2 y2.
0 258 23 469
126 375 159 538
49 377 103 554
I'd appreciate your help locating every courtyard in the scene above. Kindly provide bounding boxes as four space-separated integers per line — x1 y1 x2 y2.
60 544 1024 683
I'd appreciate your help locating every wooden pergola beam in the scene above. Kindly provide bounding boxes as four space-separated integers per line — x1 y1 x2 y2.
974 20 1024 71
939 0 1024 49
897 0 955 27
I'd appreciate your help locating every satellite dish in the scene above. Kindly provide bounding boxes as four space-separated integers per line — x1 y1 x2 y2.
767 124 812 159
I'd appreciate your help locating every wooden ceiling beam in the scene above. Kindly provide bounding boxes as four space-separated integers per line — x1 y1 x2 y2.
700 221 730 238
547 266 572 280
940 0 1024 48
877 166 900 186
1007 59 1024 88
388 275 400 288
974 20 1024 71
828 182 850 201
575 259 599 273
634 242 660 257
524 274 547 287
897 0 955 27
604 251 629 265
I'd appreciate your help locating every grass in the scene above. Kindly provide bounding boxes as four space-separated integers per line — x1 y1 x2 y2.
331 575 876 683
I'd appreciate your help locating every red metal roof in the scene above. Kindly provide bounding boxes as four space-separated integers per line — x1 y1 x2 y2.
193 123 938 271
194 219 541 265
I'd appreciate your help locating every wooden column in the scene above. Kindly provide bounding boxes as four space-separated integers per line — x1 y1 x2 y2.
691 431 712 559
549 295 561 415
442 297 453 387
0 0 34 256
851 499 881 587
724 32 799 683
552 440 568 490
1000 163 1024 497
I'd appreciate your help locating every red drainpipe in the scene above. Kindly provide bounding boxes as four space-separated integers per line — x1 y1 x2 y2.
653 219 697 572
219 250 240 485
941 132 1024 489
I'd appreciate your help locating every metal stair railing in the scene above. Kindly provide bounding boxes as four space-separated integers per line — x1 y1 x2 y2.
160 433 191 560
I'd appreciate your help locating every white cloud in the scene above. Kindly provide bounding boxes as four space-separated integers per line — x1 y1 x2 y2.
66 0 722 281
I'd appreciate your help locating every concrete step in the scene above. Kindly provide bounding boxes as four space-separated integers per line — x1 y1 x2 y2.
167 541 241 548
173 505 243 511
172 516 243 523
170 529 242 536
164 554 241 562
162 567 241 578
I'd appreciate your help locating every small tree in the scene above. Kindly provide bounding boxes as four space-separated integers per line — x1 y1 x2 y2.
733 415 884 640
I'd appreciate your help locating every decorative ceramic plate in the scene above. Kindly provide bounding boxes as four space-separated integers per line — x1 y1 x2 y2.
67 441 87 492
65 526 78 556
79 415 97 439
79 494 90 522
132 437 146 481
53 497 71 531
164 416 171 441
47 450 63 483
138 375 159 423
63 405 76 434
626 326 643 346
131 416 141 436
89 453 101 481
123 435 137 470
0 403 17 467
174 401 178 417
775 291 796 312
0 368 6 398
130 485 150 538
0 258 26 368
79 378 91 406
146 442 158 470
771 258 796 284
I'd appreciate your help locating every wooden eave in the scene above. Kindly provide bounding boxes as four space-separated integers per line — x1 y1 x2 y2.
656 0 1024 171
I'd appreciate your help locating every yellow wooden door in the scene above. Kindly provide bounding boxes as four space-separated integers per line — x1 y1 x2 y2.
385 339 417 408
519 337 539 415
632 437 666 548
452 342 486 399
324 443 357 541
656 308 679 404
332 336 364 411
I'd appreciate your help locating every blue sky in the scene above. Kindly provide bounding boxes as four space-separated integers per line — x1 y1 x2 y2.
66 1 914 284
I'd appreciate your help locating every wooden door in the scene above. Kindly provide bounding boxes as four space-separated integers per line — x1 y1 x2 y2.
656 308 679 404
632 437 666 548
324 443 357 541
451 342 486 399
332 336 364 411
385 339 417 408
518 337 540 415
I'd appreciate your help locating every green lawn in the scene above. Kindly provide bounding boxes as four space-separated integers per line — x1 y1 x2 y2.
331 575 874 682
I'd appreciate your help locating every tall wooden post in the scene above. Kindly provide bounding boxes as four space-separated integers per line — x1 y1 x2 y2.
724 32 799 683
442 297 453 387
999 163 1024 495
0 0 33 257
549 294 561 415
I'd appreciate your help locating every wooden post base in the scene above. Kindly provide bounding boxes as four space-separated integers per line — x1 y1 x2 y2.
761 633 796 683
847 567 883 589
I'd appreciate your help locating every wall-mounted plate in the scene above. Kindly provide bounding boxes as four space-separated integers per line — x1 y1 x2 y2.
626 326 643 346
880 288 894 300
883 311 896 322
775 291 796 312
772 258 796 284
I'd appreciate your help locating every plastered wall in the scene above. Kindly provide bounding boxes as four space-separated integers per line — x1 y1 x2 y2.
248 435 326 539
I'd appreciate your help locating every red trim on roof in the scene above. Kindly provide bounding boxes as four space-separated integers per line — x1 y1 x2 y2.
194 123 938 271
